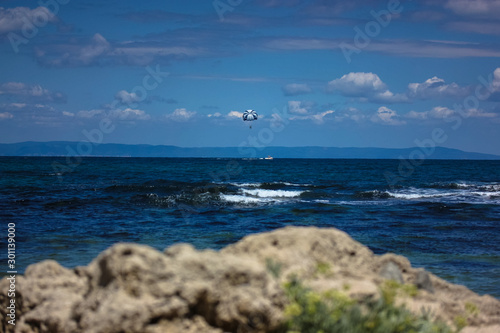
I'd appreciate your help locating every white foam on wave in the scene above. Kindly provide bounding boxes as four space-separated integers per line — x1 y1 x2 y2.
387 185 500 203
281 182 314 187
230 182 313 188
230 182 261 188
242 188 305 198
478 184 500 192
314 199 330 204
220 194 269 204
386 191 452 200
454 182 476 189
219 187 305 204
471 191 500 197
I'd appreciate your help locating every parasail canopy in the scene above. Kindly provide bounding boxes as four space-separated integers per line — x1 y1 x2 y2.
242 109 258 122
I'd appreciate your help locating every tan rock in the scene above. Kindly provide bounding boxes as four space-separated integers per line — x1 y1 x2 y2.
1 226 499 333
222 225 375 280
462 325 500 333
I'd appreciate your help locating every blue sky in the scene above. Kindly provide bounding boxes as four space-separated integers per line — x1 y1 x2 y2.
1 0 500 154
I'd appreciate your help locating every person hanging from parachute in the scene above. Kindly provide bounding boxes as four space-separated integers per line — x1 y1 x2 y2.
242 109 258 129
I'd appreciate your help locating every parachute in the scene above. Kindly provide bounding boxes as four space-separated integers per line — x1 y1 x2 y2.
242 109 258 128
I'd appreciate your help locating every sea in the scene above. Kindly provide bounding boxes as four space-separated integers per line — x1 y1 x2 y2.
1 157 499 298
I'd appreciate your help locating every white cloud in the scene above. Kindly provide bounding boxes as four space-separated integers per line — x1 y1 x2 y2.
0 112 13 120
406 106 455 120
345 113 365 122
429 106 455 118
112 108 151 120
288 101 308 115
407 76 469 99
327 72 386 96
227 111 243 118
207 112 222 118
35 33 111 67
406 110 429 120
115 90 142 104
406 106 497 120
373 90 408 103
288 100 314 115
472 67 500 101
463 108 497 118
0 102 72 125
260 36 500 59
77 33 111 65
0 82 65 102
0 6 57 35
371 106 406 126
367 39 500 58
282 83 312 96
166 108 196 122
332 107 367 123
310 110 335 124
327 72 472 103
9 103 27 108
290 110 335 124
445 0 500 17
77 109 104 119
492 67 500 92
35 33 207 67
62 111 75 117
1 102 55 113
77 107 151 120
327 72 407 103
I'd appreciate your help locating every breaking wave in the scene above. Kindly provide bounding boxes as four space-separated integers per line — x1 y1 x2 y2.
356 182 500 203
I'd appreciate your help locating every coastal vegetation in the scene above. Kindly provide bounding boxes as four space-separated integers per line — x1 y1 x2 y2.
281 277 457 333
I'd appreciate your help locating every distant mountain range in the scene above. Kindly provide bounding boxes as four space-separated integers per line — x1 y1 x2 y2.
0 141 499 160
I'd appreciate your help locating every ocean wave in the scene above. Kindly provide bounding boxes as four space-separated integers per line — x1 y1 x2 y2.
105 180 233 196
386 190 451 200
134 190 224 208
355 186 500 203
134 188 306 207
219 187 306 205
429 182 474 190
354 190 392 199
230 181 313 189
429 182 500 191
241 188 305 198
471 191 500 198
219 194 274 204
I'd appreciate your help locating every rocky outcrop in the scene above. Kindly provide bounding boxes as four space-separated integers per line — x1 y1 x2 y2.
1 226 499 333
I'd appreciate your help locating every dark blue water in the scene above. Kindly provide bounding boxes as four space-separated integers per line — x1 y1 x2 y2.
1 157 499 298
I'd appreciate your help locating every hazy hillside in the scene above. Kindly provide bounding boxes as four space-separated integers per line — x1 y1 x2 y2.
0 141 499 159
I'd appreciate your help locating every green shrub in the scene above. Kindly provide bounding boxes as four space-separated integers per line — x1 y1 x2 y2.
381 280 419 301
281 277 458 333
315 262 332 276
464 302 479 316
453 315 467 331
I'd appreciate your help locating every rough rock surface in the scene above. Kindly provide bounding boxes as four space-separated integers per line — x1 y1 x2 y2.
1 226 499 333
